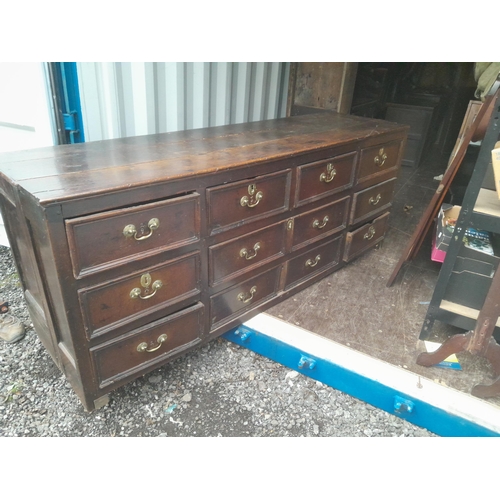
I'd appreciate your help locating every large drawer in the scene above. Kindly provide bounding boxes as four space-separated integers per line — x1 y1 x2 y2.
295 151 356 206
66 193 201 278
207 170 291 234
350 177 396 226
91 302 204 389
357 140 403 183
284 234 344 290
78 252 201 339
209 221 287 286
344 212 390 262
210 266 282 329
291 196 349 251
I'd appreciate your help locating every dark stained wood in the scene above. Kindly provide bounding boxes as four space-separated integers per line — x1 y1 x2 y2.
350 178 396 225
0 112 407 411
295 151 356 206
344 213 390 262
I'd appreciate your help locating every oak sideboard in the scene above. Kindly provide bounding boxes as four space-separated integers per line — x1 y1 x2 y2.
0 112 408 410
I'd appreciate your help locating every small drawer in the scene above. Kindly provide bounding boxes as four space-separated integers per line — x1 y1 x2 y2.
291 196 349 251
350 178 396 226
207 170 291 234
209 221 287 286
344 212 390 262
91 302 204 389
66 193 201 278
357 140 403 182
284 234 343 290
79 252 201 339
210 266 281 329
295 151 356 206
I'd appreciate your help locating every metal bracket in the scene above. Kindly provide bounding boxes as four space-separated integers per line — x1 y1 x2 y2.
298 355 316 370
394 396 415 414
233 327 253 343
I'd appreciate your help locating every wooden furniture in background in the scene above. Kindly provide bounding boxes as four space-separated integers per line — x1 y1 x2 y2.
286 63 358 117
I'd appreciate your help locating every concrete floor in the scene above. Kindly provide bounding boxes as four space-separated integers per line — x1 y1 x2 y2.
267 143 500 409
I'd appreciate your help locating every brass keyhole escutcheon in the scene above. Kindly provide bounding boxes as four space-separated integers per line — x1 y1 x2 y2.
374 148 387 167
240 183 263 208
320 163 336 183
130 273 163 300
123 217 160 241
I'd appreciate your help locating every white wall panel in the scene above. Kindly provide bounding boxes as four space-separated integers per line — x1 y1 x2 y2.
77 62 290 142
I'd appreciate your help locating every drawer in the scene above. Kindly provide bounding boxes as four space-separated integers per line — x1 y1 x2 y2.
66 193 201 278
291 196 349 251
344 212 390 262
91 302 204 389
295 151 356 206
209 221 287 286
357 140 403 182
284 234 344 290
210 266 282 329
79 252 201 339
350 177 396 226
207 170 291 234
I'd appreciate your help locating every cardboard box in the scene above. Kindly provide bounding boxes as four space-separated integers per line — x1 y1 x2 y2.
492 141 500 199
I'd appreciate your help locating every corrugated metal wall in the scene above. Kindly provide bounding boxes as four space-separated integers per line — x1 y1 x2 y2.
77 62 290 142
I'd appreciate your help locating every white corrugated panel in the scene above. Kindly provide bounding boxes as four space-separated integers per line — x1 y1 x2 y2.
77 62 290 142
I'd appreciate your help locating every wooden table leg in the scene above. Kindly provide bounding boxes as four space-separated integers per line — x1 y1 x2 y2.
416 332 470 367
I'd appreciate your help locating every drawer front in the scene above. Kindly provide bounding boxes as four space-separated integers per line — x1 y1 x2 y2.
210 266 281 329
295 151 356 206
207 170 291 234
350 177 396 225
284 234 343 290
292 196 349 251
344 212 390 262
66 193 201 278
357 140 403 182
79 252 201 339
91 302 204 389
209 221 287 286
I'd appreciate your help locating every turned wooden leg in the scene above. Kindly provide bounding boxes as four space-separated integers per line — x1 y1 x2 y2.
480 337 500 378
471 375 500 398
416 332 470 367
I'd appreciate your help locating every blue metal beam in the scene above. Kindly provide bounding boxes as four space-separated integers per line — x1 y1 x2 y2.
222 324 500 437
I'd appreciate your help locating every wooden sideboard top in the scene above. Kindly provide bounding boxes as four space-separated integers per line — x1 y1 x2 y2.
0 112 408 205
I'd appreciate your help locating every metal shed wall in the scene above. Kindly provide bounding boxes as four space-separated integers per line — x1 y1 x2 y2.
77 62 291 142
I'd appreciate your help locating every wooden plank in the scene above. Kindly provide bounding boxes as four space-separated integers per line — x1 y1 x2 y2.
387 90 499 287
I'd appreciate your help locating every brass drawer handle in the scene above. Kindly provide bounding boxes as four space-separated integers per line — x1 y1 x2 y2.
123 218 160 241
240 184 263 208
369 194 381 206
364 226 376 240
130 273 163 300
306 255 321 268
238 285 257 304
320 163 336 183
374 148 387 167
312 216 329 229
137 334 168 353
240 242 261 260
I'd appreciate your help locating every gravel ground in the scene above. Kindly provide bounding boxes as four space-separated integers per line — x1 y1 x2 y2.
0 244 435 437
